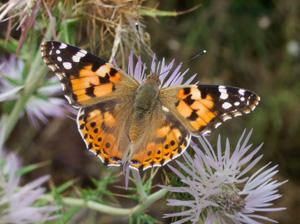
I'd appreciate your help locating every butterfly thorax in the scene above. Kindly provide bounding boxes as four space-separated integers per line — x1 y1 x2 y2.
129 74 161 143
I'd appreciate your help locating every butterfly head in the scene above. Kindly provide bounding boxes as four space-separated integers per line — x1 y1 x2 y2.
145 73 161 87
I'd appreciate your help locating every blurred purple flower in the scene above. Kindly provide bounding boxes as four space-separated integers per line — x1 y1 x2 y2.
0 55 67 128
164 130 286 224
127 53 198 87
0 150 57 223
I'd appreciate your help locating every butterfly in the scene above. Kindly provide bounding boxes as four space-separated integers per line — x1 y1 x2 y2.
40 41 260 171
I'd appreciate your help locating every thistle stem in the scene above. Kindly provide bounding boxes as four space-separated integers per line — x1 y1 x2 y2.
41 188 167 216
132 169 147 201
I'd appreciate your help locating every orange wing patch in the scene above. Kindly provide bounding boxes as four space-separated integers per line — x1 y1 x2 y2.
130 121 191 171
161 84 260 136
70 64 122 105
77 103 124 166
176 86 217 132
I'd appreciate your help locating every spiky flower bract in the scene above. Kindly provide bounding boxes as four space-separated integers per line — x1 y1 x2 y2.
164 130 286 224
126 52 197 87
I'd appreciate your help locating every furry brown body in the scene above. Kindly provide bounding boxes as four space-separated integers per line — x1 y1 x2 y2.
129 75 161 143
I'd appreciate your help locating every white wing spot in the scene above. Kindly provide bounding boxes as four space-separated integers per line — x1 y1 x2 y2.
77 52 86 57
63 62 72 69
72 55 81 62
79 49 87 55
56 49 61 54
238 89 245 96
222 102 232 109
220 92 229 100
59 43 67 49
57 56 62 62
218 86 228 100
241 97 245 102
234 101 240 106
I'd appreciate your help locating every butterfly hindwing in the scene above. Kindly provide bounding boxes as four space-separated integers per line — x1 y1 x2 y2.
160 84 260 135
41 41 138 107
77 99 191 171
77 100 133 166
130 111 191 171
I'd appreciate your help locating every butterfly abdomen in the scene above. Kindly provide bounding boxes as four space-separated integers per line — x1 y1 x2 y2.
128 79 160 143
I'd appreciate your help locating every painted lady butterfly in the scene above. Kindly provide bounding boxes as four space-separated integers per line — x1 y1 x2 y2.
41 41 260 171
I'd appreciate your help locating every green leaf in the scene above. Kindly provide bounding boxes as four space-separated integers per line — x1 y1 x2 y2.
16 160 50 176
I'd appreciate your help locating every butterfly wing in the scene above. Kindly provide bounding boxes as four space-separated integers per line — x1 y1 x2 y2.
77 99 133 167
77 98 191 171
160 84 260 135
41 41 138 107
129 106 192 171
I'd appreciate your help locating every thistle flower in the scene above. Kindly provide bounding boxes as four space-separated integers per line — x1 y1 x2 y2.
164 130 286 224
0 150 57 223
126 52 197 87
0 55 67 128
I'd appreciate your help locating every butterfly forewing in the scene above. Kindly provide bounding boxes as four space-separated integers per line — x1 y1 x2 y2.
41 41 138 107
160 84 260 135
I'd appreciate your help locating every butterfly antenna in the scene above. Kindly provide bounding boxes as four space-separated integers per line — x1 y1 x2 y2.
184 49 207 64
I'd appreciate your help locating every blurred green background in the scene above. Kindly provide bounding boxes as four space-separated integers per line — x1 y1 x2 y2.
152 1 300 223
150 1 300 222
1 0 300 223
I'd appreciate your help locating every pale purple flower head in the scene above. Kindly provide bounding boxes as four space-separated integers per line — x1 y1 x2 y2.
164 130 286 224
126 53 198 87
0 150 57 223
0 55 67 128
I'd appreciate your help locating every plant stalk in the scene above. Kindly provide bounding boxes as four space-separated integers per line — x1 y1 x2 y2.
41 188 168 216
